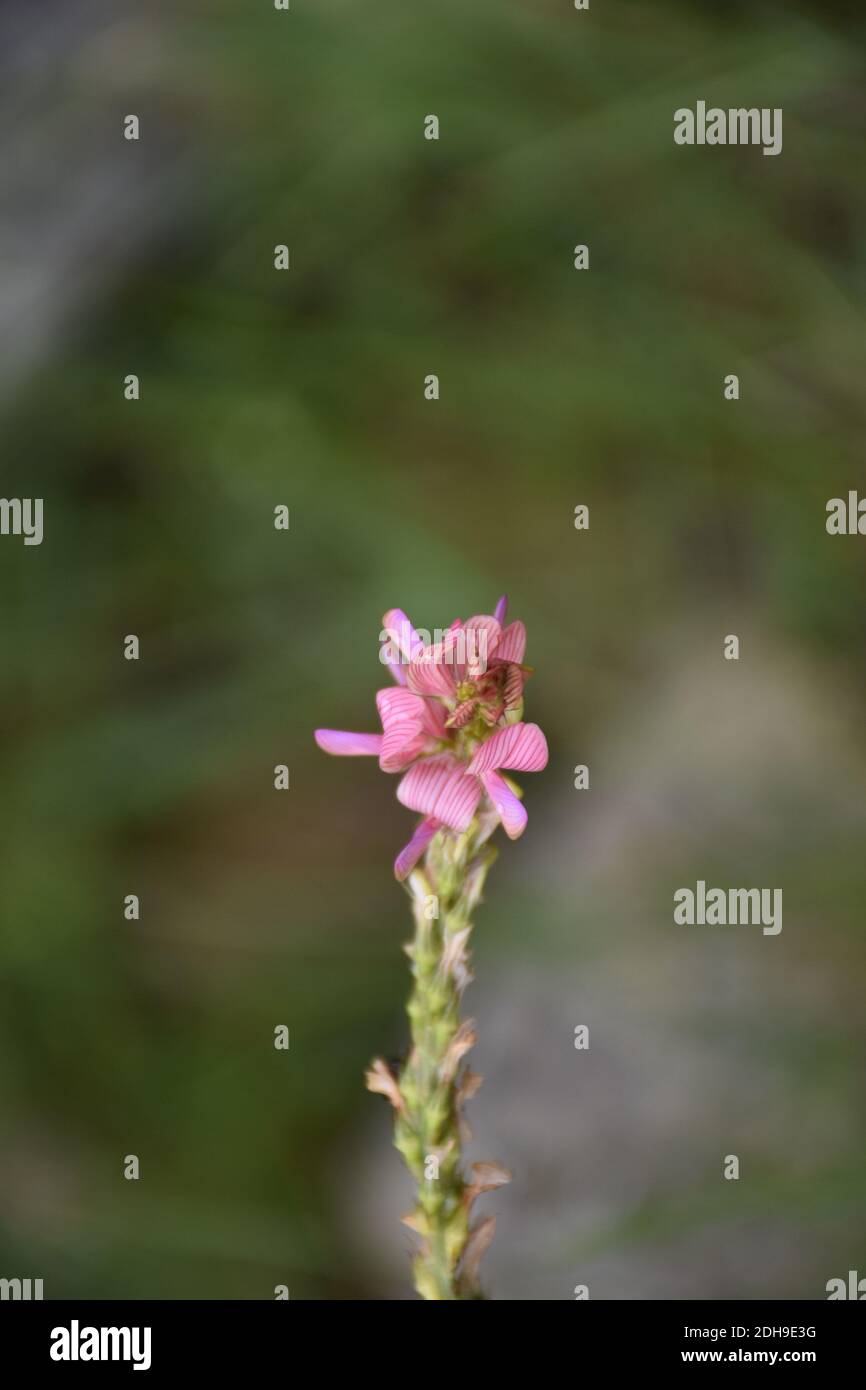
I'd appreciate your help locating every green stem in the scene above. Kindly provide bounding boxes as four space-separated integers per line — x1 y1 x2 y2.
392 823 497 1300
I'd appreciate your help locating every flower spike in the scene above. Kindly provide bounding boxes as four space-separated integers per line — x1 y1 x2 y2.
315 596 546 1299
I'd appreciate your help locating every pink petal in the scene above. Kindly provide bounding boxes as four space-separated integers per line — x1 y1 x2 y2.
494 595 508 625
377 686 443 734
493 619 526 665
382 608 424 663
379 632 408 685
397 755 482 833
467 722 548 774
419 696 447 738
394 816 440 880
376 687 421 725
380 735 428 773
454 615 501 680
314 729 384 757
376 688 437 772
406 630 460 698
481 770 527 839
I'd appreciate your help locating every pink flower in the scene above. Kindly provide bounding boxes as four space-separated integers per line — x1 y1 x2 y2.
315 596 547 879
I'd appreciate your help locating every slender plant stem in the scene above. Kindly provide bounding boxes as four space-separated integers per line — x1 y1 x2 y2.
391 824 498 1299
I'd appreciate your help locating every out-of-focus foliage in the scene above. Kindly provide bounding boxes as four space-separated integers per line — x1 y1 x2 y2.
1 0 865 1297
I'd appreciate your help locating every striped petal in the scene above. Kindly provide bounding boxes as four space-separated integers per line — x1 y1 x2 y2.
397 754 482 833
467 721 548 774
314 729 384 757
480 770 527 839
377 686 445 737
493 619 526 665
394 816 440 880
376 687 442 772
456 615 501 679
406 629 460 698
493 594 508 625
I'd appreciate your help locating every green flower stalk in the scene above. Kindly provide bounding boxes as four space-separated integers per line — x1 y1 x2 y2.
316 596 548 1299
389 821 502 1299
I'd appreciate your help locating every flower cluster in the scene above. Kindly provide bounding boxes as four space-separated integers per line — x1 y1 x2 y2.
315 595 547 877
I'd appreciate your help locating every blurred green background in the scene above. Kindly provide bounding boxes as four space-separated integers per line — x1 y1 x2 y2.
1 0 865 1299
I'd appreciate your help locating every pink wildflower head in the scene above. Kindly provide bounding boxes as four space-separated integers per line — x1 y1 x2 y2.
315 595 547 879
